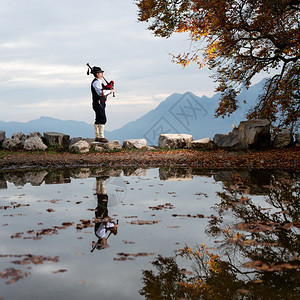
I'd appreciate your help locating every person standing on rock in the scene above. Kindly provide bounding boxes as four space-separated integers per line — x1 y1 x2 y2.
88 65 114 143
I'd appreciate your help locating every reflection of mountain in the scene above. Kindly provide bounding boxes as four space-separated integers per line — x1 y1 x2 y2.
1 167 299 197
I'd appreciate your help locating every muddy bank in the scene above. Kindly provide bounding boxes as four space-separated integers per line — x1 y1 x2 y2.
0 148 299 171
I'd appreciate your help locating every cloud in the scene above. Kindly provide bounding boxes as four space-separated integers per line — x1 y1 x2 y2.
0 0 216 129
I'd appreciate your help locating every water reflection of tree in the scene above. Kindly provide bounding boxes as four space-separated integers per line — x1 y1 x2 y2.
210 174 300 267
140 173 300 299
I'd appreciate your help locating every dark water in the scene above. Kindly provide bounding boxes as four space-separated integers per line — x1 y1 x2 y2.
0 167 299 299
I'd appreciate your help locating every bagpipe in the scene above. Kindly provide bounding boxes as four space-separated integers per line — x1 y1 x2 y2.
86 63 115 97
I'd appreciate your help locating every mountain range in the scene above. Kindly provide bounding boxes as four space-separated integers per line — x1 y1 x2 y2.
0 80 265 145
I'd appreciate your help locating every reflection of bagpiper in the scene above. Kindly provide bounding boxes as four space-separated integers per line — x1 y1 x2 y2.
91 177 119 252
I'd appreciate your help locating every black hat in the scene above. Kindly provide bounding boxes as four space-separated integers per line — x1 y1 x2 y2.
86 63 104 75
91 66 104 74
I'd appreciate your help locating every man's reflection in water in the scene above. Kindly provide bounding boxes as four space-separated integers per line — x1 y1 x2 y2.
91 176 118 252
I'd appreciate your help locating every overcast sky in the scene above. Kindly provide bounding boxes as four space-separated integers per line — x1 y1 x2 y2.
0 0 221 131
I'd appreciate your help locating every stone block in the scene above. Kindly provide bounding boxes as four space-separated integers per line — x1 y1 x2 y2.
69 140 90 153
123 139 147 149
191 137 214 150
158 134 193 149
24 136 47 151
43 132 70 148
273 130 293 148
94 140 122 152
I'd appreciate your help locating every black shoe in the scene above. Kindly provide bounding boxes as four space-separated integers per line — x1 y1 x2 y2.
98 138 109 143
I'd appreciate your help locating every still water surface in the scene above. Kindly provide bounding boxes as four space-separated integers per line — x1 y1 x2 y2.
0 167 299 299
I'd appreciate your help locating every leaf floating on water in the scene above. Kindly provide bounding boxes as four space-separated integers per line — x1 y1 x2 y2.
172 214 205 218
61 222 74 227
122 240 135 244
149 203 174 210
76 219 93 230
10 232 23 239
52 269 67 274
0 268 31 284
127 220 161 225
194 192 208 197
114 252 155 261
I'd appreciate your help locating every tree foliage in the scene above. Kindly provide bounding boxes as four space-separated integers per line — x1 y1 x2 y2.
139 171 300 299
135 0 300 132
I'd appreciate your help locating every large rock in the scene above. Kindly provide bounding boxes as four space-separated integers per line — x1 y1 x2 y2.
123 139 147 149
273 130 293 148
237 119 271 148
69 140 90 153
94 140 122 152
2 138 23 150
191 137 214 150
213 131 241 150
43 132 70 148
12 132 27 142
28 132 42 139
213 119 271 150
158 134 193 149
24 136 48 151
2 132 27 150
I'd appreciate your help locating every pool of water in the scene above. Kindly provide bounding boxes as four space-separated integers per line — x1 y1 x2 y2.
0 167 299 299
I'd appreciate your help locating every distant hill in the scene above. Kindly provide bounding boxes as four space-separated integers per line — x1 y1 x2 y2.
0 116 94 138
0 80 265 143
105 80 265 144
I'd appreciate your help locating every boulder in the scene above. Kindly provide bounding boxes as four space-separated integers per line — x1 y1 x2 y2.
43 132 70 148
28 132 42 139
2 138 23 150
273 130 293 148
237 119 271 149
12 132 27 142
123 139 147 149
94 140 122 152
213 131 241 150
24 136 48 151
2 132 27 150
191 137 214 150
69 140 90 153
158 134 193 149
69 137 84 147
213 119 271 150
